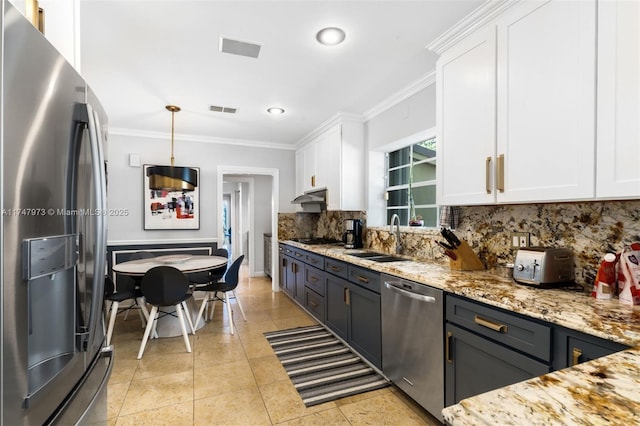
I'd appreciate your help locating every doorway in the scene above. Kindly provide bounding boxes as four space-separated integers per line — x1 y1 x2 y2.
217 166 280 292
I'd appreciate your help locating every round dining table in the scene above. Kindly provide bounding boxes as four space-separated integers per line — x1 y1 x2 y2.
112 254 228 337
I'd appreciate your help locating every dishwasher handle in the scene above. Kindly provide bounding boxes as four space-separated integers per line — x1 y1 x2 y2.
384 281 436 303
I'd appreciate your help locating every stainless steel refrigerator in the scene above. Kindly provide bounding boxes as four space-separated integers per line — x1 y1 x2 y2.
1 2 112 424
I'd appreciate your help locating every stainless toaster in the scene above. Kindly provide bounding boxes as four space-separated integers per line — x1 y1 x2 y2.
513 247 574 287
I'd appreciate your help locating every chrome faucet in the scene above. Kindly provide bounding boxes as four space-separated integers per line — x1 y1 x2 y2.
390 214 402 254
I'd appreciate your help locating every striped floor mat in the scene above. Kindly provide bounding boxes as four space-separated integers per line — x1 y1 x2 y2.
264 325 389 407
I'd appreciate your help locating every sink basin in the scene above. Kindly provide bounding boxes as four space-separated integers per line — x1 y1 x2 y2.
348 252 406 262
348 252 388 258
367 255 406 263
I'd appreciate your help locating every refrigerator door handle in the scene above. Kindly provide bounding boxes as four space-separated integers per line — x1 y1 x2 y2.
85 103 108 349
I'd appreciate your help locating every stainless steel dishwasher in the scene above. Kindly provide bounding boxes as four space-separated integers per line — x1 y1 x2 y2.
381 274 444 422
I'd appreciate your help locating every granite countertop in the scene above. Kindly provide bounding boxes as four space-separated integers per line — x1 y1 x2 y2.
281 240 640 425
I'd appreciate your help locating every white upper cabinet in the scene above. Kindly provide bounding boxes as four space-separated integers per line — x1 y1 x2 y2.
434 0 601 206
596 0 640 199
295 118 364 211
436 27 497 206
495 0 596 203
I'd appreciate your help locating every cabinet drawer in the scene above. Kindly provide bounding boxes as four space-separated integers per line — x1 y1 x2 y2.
446 296 551 362
304 287 325 322
348 265 381 294
305 251 325 269
325 258 349 279
304 264 324 295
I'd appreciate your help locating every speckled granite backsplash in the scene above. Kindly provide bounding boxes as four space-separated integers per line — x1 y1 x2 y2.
279 200 640 289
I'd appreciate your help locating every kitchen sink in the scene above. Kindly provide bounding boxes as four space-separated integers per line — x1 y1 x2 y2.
348 252 388 258
348 252 406 262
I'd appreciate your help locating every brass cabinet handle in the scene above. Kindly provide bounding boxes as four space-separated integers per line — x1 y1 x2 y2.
311 175 316 187
309 276 318 283
572 348 583 366
310 258 318 264
474 315 508 333
486 156 492 194
344 287 350 305
356 275 369 284
291 263 297 273
330 266 341 272
295 252 303 257
310 300 318 308
496 154 505 192
446 331 453 364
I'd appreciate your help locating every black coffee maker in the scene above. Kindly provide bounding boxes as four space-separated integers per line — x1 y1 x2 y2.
343 219 363 249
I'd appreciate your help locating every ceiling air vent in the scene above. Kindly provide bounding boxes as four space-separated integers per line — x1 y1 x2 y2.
209 105 238 114
219 36 261 59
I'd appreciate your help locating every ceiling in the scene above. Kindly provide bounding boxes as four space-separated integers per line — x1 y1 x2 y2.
80 0 483 149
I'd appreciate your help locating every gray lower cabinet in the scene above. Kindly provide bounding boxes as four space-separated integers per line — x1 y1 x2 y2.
282 245 304 302
552 326 629 370
445 295 552 406
303 264 325 322
325 262 382 369
264 234 272 278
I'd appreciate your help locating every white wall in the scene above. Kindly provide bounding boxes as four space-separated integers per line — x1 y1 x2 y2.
365 84 436 226
106 133 294 243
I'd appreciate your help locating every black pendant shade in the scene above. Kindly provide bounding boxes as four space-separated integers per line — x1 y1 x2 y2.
147 105 198 192
146 165 198 191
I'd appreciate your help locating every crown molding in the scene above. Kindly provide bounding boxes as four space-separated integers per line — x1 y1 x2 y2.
425 0 517 55
108 127 296 151
295 112 364 149
362 71 436 122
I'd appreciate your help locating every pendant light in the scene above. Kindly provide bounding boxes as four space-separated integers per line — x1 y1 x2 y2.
146 105 198 191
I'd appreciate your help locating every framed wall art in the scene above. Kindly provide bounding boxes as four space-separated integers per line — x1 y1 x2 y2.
143 164 200 230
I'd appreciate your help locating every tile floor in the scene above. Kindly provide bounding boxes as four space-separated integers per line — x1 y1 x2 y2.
107 266 441 425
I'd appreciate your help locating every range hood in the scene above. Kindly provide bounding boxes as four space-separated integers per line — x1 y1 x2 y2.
291 188 327 213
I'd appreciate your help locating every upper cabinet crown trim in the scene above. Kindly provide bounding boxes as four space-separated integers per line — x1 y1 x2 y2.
295 112 363 149
426 0 517 54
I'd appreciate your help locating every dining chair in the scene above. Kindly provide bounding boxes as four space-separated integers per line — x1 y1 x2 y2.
187 247 229 289
194 255 246 335
120 251 155 323
104 274 151 345
137 266 194 359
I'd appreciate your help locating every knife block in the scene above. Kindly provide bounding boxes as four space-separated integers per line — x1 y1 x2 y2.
449 241 485 271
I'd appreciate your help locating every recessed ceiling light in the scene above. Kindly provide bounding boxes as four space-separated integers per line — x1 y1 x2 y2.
267 107 285 115
316 27 346 46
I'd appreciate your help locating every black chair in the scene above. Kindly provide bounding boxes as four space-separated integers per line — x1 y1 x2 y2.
188 248 229 289
137 266 194 359
194 255 246 335
104 274 147 345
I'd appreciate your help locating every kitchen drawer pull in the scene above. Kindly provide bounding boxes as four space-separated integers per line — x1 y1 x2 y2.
310 300 318 308
485 156 492 194
446 331 453 364
572 348 583 366
496 154 505 192
309 276 318 283
344 287 350 305
295 252 303 257
330 266 342 272
384 282 436 303
356 275 369 284
310 258 318 264
474 315 508 333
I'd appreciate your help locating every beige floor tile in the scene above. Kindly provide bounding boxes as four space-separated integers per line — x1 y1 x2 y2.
119 371 193 416
338 392 430 425
109 357 139 385
274 408 351 426
193 340 247 370
248 355 289 385
133 349 194 381
259 379 336 424
194 358 257 400
115 402 193 426
240 334 276 359
194 386 271 425
107 381 130 420
272 315 317 330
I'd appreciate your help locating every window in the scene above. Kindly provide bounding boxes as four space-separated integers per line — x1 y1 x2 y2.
385 137 437 227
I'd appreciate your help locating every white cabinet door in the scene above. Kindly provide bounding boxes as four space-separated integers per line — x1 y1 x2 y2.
295 149 305 196
596 0 640 199
496 0 596 203
437 27 497 206
315 124 342 209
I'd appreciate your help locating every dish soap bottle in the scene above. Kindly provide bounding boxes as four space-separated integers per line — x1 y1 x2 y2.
593 253 617 300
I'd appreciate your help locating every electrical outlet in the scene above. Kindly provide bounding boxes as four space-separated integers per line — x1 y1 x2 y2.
510 232 530 248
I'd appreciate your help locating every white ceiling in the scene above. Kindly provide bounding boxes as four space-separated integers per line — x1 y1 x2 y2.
80 0 483 148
